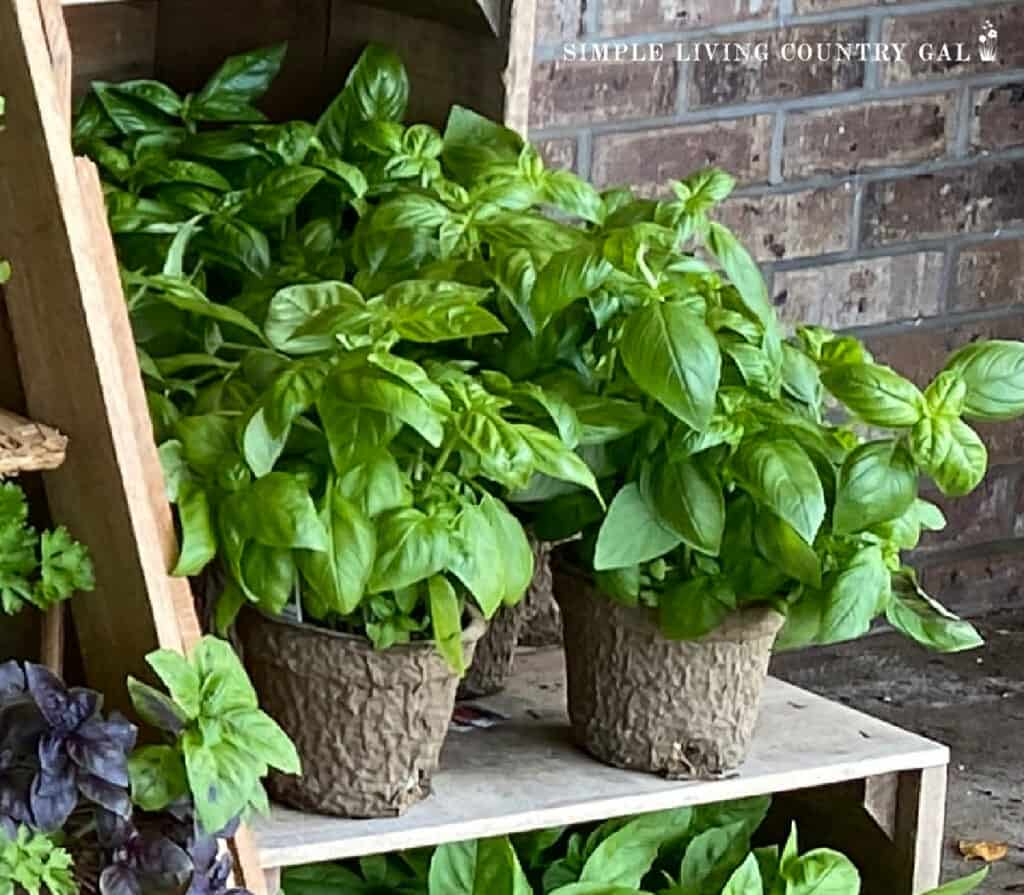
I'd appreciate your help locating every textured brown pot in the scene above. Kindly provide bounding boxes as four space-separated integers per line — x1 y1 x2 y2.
554 567 785 779
236 609 486 818
519 538 562 647
456 603 527 700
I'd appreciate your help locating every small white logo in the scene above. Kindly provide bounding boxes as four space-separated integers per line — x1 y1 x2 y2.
979 19 999 62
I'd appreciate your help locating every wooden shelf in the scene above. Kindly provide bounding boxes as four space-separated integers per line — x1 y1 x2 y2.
0 407 67 476
252 646 948 871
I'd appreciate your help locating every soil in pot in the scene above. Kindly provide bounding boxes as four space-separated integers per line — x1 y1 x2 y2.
456 602 526 700
236 609 486 818
554 566 784 779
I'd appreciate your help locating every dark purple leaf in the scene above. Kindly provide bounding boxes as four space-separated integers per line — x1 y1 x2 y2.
212 816 240 841
101 865 143 895
78 773 132 818
0 816 15 839
0 777 32 825
128 681 188 735
0 662 26 700
36 730 70 776
97 808 136 848
188 832 218 872
104 714 141 752
65 687 102 729
68 723 132 786
30 767 78 831
24 664 71 729
139 836 192 882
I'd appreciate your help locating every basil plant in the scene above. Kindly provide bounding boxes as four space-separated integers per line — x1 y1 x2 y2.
75 44 602 672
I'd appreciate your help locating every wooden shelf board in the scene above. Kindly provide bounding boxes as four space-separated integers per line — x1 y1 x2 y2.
253 646 948 869
0 407 67 475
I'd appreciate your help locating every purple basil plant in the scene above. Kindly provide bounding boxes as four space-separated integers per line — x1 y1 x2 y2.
0 660 251 895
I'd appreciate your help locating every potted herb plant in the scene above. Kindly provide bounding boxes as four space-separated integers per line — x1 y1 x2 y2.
490 161 1024 776
75 45 600 817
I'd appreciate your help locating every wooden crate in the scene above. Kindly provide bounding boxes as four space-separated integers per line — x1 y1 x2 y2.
0 3 950 893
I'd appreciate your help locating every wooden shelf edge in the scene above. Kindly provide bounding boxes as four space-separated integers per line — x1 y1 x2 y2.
0 407 68 475
251 648 950 870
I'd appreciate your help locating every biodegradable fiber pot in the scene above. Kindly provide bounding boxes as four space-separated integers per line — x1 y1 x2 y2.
237 608 486 818
456 602 527 700
554 566 785 778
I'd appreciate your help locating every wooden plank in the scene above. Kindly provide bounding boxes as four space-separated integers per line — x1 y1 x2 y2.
896 766 946 893
153 0 331 121
252 647 948 870
0 0 189 702
40 604 65 673
0 408 67 475
64 0 156 97
503 0 536 133
37 0 72 122
327 0 507 127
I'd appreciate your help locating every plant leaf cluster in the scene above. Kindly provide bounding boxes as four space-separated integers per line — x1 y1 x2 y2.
0 483 95 616
0 825 76 895
76 42 1024 656
75 45 605 667
281 797 989 895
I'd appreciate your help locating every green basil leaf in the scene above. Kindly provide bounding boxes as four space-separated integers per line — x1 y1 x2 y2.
544 170 605 225
383 280 506 343
205 215 271 276
145 650 201 718
706 222 773 328
732 437 825 545
428 575 465 675
428 836 532 895
620 301 721 431
782 849 859 895
944 339 1024 422
820 546 889 645
924 369 967 418
222 707 301 774
651 455 724 555
175 414 237 475
822 363 926 428
298 486 376 618
238 166 324 226
886 575 983 654
194 43 286 107
594 483 682 570
93 82 176 134
240 543 296 616
172 481 217 576
660 577 735 640
580 808 693 888
128 744 188 812
242 408 288 478
136 274 265 338
447 502 504 619
532 245 613 329
239 473 329 551
754 511 821 589
370 508 451 593
833 440 917 535
137 159 231 191
678 821 753 895
345 44 409 123
919 869 989 895
336 455 411 517
909 416 987 497
265 281 368 354
481 494 534 607
441 104 523 183
519 426 602 501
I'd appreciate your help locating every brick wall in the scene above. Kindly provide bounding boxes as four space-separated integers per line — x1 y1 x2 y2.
529 0 1024 618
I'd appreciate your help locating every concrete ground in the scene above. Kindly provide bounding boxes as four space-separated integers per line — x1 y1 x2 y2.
771 610 1024 894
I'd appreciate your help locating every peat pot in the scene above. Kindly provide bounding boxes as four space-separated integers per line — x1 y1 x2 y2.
457 602 526 700
554 566 785 778
237 608 486 818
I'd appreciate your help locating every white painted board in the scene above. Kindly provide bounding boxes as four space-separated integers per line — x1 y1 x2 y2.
253 646 948 869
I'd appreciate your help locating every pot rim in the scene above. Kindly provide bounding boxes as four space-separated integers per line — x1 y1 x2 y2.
242 604 487 655
551 559 785 637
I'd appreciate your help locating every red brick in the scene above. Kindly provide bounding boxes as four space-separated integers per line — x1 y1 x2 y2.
866 315 1024 389
535 0 582 43
862 160 1024 248
955 239 1024 311
773 253 944 330
715 185 855 261
917 547 1024 618
688 21 867 109
598 0 776 36
529 58 678 129
591 116 772 195
971 83 1024 152
794 0 878 10
783 94 953 178
535 138 577 172
881 5 1024 85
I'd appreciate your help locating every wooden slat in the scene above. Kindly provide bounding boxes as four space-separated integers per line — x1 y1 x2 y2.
64 0 156 97
40 604 65 673
37 0 72 121
153 0 331 122
0 407 67 475
0 0 188 698
503 0 536 133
